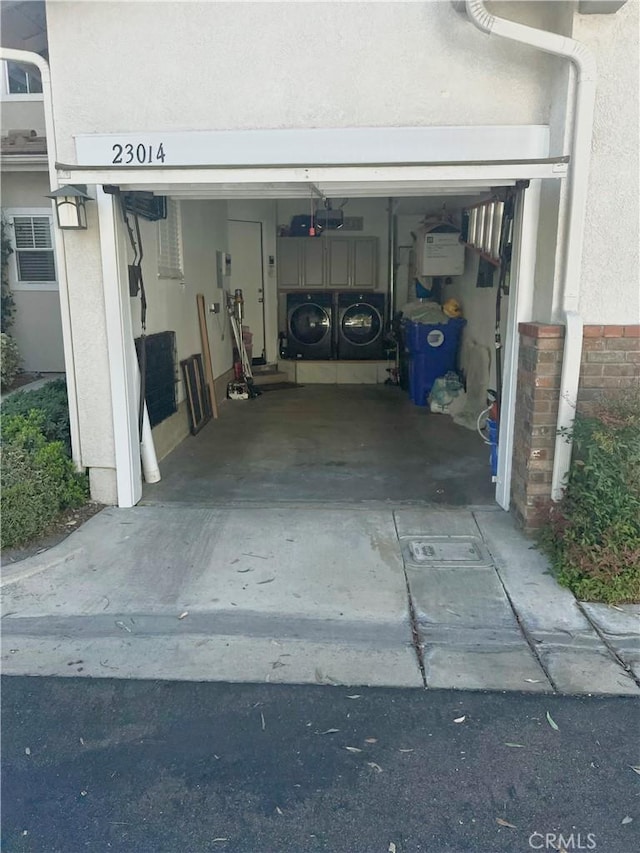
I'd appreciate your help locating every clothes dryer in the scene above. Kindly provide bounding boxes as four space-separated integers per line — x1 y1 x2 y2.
286 292 333 359
336 292 385 360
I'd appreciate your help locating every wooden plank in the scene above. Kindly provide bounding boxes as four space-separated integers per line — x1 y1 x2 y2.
196 293 219 419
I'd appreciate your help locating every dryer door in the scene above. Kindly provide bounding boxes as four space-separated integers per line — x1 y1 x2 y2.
289 302 331 346
341 302 382 346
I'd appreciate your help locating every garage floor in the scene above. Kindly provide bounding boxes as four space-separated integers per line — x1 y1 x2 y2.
143 385 495 505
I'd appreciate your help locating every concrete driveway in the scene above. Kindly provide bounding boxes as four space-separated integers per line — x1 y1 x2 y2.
2 503 638 695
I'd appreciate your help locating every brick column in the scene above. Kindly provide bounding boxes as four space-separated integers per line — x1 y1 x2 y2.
512 323 639 533
511 323 564 533
578 325 640 415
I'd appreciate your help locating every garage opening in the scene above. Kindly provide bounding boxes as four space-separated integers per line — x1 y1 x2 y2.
123 184 527 509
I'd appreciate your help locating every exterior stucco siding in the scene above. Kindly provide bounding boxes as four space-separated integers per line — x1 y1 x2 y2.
47 1 564 163
1 171 49 207
574 0 640 324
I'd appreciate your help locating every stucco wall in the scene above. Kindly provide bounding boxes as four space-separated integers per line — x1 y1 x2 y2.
573 0 639 324
2 171 65 372
62 201 115 470
1 170 49 206
11 290 65 372
46 1 564 163
44 2 638 325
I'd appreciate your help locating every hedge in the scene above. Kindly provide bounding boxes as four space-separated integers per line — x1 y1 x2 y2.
542 392 640 604
1 396 88 550
2 378 71 453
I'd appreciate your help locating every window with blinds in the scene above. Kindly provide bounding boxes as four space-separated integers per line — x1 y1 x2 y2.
12 215 57 284
157 199 183 280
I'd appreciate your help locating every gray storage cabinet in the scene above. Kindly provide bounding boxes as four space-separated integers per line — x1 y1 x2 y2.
277 237 377 289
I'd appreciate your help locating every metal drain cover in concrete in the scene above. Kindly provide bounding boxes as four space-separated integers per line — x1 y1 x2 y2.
402 536 492 569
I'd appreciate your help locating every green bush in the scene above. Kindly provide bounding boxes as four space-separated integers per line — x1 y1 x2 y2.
0 410 88 549
541 392 640 604
1 378 71 453
1 332 21 390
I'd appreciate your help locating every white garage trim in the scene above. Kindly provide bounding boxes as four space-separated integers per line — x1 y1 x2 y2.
495 180 541 510
96 187 143 508
74 125 551 168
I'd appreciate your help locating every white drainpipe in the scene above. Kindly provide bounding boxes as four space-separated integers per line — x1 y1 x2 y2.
464 1 597 501
0 47 82 472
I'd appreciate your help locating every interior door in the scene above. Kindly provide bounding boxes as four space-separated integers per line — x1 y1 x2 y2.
229 220 265 362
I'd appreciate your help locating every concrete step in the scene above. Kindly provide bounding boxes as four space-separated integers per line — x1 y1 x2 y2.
252 370 293 386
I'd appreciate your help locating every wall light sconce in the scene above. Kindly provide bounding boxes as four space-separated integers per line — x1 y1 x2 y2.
46 185 93 230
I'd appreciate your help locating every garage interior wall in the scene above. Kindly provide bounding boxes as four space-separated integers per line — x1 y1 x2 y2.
124 199 233 457
396 203 508 398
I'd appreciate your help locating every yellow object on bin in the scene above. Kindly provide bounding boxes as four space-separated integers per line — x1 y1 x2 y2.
442 298 463 319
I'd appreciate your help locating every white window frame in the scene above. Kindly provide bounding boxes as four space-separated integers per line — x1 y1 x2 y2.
1 60 45 102
157 198 183 280
3 207 58 291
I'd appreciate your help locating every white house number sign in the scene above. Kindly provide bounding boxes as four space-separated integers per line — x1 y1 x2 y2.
74 126 553 170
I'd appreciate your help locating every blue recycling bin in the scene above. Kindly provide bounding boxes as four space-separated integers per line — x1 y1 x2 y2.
404 317 466 406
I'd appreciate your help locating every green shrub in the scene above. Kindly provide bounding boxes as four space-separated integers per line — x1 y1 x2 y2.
1 333 21 390
1 378 71 453
0 410 88 549
541 392 640 604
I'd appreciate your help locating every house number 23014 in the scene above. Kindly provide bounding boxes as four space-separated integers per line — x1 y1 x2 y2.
111 142 166 165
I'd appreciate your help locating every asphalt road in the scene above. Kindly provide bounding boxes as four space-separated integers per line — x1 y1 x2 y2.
1 677 639 853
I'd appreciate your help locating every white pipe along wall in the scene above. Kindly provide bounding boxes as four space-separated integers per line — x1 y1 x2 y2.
464 1 597 501
0 47 82 472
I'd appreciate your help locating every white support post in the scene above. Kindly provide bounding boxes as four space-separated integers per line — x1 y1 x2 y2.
96 187 142 507
495 180 541 510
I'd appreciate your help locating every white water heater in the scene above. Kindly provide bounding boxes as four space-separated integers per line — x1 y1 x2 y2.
416 225 465 277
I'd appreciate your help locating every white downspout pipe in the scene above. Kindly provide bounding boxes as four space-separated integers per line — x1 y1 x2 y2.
0 48 82 472
464 1 597 501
